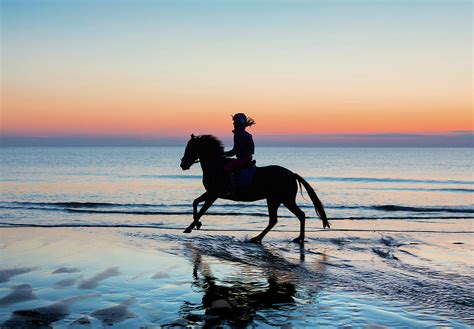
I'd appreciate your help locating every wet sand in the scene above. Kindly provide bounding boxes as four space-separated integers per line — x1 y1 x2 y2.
0 219 472 328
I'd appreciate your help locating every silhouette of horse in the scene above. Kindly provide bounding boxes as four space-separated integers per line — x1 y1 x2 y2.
181 243 297 326
180 134 330 243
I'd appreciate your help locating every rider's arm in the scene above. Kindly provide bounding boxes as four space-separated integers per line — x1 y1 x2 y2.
224 134 241 157
224 148 236 157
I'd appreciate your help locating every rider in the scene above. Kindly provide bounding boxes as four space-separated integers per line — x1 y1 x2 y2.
224 113 255 195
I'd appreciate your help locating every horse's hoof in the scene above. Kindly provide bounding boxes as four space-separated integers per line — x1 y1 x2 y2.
292 237 305 244
183 228 192 233
249 237 261 244
196 221 202 230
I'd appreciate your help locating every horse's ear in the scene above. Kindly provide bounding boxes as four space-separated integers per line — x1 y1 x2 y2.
191 134 195 139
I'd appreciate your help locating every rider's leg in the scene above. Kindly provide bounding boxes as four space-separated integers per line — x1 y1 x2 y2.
223 156 253 196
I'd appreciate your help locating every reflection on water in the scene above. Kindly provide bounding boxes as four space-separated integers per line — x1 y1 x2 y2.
1 227 472 327
149 231 473 327
177 241 327 327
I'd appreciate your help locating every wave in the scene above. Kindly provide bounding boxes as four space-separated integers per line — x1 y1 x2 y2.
354 187 473 193
1 201 473 215
370 205 474 213
49 174 473 186
1 206 472 220
0 222 472 233
145 175 474 186
311 176 474 185
0 201 170 209
139 174 201 179
64 208 271 217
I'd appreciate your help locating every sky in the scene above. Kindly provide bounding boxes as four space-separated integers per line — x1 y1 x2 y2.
1 0 472 146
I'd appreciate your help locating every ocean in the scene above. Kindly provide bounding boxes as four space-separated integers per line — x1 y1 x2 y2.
1 146 473 327
1 147 472 228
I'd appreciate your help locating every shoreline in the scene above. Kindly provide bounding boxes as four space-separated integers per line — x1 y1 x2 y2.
1 216 472 233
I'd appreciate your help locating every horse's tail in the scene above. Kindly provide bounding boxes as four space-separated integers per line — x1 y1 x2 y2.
294 174 330 229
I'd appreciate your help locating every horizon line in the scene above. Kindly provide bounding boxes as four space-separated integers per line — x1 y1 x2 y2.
1 132 472 148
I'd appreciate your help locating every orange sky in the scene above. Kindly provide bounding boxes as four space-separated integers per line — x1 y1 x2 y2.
1 1 472 138
3 78 471 137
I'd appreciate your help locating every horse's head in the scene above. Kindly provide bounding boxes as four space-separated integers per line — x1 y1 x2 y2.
180 134 199 170
180 134 225 170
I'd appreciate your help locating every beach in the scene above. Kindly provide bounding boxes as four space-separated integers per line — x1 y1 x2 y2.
1 217 472 328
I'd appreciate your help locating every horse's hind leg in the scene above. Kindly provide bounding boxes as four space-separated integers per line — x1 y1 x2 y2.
250 199 280 243
284 201 306 243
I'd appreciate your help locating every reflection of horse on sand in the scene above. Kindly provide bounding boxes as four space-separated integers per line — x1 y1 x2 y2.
177 240 327 327
180 135 330 243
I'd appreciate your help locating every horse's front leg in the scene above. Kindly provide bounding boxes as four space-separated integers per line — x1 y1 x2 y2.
192 192 209 229
184 192 208 233
184 193 217 233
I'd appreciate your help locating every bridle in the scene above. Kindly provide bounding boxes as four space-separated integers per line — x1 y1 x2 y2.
180 156 200 169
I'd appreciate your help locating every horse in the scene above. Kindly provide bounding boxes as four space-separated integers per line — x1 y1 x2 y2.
180 134 330 243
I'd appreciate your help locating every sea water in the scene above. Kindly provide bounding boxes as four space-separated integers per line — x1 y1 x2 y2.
1 147 473 327
1 147 472 228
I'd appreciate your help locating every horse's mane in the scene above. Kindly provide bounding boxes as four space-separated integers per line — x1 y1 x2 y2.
196 135 224 157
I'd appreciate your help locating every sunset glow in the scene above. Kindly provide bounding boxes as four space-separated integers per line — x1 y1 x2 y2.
1 0 472 143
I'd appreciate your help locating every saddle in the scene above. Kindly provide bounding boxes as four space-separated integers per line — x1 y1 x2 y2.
234 160 257 186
